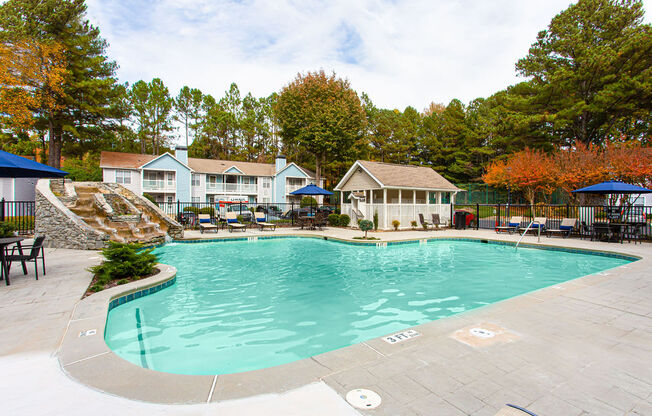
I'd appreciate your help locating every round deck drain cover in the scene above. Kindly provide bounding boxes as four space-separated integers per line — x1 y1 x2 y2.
346 388 381 409
470 327 496 338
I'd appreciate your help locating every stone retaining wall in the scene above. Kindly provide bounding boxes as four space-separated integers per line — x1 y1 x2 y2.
35 179 108 250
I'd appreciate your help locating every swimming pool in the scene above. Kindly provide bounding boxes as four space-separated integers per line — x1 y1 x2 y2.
104 237 631 375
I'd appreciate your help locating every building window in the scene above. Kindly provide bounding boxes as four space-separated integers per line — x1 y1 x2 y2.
167 196 173 203
441 192 451 204
166 172 175 186
116 170 131 184
192 196 200 203
192 174 200 187
262 178 271 189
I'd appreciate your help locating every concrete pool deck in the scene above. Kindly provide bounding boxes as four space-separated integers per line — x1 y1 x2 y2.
1 228 651 415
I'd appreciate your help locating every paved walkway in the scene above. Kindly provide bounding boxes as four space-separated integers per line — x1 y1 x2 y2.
0 230 650 415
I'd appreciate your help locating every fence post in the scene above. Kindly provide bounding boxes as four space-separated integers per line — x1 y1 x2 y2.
0 198 4 222
450 202 453 228
475 203 480 230
176 200 180 221
566 203 570 218
291 202 295 226
497 203 501 228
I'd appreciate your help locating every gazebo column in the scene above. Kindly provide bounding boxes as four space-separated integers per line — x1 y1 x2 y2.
413 189 416 224
383 188 388 229
398 189 402 227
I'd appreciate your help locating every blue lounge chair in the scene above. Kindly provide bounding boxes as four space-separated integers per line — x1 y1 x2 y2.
225 212 247 233
496 216 522 234
254 212 276 231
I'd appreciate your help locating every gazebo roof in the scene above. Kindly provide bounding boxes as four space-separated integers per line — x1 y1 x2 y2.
335 160 461 192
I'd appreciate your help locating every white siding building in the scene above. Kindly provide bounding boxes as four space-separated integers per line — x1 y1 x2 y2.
100 148 323 206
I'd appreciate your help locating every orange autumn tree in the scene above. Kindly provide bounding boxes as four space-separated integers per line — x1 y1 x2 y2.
552 143 608 202
605 142 652 188
0 39 66 130
483 147 555 206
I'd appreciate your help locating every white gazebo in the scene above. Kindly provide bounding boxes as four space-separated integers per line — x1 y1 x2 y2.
334 160 462 229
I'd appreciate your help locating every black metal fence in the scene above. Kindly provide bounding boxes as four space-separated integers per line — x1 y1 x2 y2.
453 203 652 239
0 199 35 235
155 201 340 229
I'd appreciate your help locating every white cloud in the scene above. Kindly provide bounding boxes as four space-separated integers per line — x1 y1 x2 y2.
87 0 652 117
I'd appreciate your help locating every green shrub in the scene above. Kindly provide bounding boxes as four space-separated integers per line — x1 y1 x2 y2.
236 214 245 223
359 219 373 238
89 242 158 291
0 221 15 238
143 193 156 203
373 211 379 231
392 219 400 230
183 206 200 214
199 207 215 216
300 196 317 208
335 208 341 215
339 214 351 227
327 213 340 226
410 220 417 229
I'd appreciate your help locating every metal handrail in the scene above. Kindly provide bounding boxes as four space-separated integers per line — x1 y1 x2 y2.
516 220 541 249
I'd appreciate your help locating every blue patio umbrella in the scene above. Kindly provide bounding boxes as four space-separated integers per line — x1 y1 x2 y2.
572 180 652 194
0 150 67 178
289 183 334 196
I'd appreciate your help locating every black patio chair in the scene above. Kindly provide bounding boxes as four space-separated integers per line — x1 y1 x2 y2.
6 236 46 280
418 213 432 230
314 212 327 230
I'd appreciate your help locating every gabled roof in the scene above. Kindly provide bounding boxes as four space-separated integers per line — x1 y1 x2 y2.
335 160 461 191
100 151 317 177
100 151 156 169
275 161 315 178
224 165 245 174
187 158 275 176
141 152 192 170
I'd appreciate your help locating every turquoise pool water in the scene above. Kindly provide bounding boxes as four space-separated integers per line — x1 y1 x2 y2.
104 238 631 375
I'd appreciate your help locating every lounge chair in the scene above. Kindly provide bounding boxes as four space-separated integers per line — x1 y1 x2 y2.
519 217 547 235
431 213 442 229
6 236 46 280
496 216 522 234
495 404 538 415
546 218 577 238
225 212 247 233
418 213 432 230
198 214 218 234
254 212 276 231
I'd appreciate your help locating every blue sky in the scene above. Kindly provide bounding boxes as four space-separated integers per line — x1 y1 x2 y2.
86 0 651 114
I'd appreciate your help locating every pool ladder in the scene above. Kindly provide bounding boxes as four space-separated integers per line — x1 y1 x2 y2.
515 220 542 249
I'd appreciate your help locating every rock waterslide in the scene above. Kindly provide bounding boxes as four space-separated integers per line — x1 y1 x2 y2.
35 179 183 249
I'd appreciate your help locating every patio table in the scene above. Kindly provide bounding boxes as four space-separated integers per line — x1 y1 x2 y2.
0 236 25 285
298 216 315 230
591 222 626 243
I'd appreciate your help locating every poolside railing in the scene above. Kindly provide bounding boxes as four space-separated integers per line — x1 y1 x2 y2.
0 199 35 235
155 201 340 229
453 203 652 239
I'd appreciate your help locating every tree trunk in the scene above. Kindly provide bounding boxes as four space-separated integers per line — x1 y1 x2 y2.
47 124 62 169
314 153 322 186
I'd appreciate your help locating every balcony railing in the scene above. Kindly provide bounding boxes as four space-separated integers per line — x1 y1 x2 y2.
286 183 305 194
205 183 258 193
143 179 176 192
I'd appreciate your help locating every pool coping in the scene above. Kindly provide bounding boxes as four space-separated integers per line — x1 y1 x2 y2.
57 234 643 404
